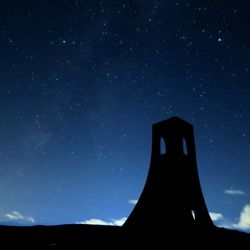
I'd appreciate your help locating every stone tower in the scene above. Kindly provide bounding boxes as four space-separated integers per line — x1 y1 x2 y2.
124 116 213 231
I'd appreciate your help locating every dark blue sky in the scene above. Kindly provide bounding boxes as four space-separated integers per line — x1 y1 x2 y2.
0 0 250 231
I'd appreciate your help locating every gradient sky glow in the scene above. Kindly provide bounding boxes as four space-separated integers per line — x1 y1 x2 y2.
1 0 250 232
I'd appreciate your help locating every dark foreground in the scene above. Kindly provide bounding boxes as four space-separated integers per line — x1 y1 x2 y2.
0 224 249 248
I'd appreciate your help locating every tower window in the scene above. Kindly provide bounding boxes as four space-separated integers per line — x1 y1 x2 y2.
182 138 188 155
191 210 196 220
160 137 167 155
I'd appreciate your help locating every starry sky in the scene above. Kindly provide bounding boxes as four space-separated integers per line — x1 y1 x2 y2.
1 0 250 231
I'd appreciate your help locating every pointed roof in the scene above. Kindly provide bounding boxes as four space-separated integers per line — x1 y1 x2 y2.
153 116 192 128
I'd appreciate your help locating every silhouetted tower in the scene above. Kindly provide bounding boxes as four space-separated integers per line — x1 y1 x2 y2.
124 117 213 231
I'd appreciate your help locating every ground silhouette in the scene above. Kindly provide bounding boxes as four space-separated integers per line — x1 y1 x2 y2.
0 116 249 248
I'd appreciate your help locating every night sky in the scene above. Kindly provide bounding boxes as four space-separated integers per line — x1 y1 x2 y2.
1 0 250 231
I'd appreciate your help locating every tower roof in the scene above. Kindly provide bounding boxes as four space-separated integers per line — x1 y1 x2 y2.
152 116 193 134
153 116 191 126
